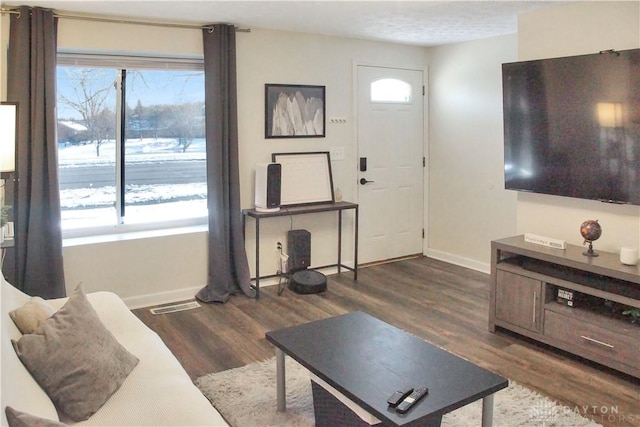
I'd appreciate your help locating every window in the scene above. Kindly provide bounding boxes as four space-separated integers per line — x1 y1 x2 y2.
370 78 412 103
56 54 206 235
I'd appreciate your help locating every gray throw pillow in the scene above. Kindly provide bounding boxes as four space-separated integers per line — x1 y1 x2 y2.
5 406 68 427
9 297 56 334
11 284 139 422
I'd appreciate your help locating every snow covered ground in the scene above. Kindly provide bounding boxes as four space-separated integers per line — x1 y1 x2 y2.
59 137 208 229
58 137 205 166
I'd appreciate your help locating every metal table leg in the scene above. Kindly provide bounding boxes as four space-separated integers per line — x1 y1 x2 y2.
354 205 358 280
338 210 342 273
276 348 286 412
255 217 260 298
481 393 494 427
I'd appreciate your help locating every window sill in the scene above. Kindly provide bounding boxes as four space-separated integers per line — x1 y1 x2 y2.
63 224 208 248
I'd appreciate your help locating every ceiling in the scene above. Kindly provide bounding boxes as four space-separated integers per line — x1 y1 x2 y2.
1 1 573 46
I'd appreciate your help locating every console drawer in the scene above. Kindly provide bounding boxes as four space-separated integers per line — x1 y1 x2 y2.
544 310 638 369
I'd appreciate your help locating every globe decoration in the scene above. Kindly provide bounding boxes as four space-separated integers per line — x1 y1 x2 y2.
580 219 602 257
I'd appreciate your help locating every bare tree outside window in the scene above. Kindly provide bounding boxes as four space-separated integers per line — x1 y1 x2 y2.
169 102 205 153
58 68 116 157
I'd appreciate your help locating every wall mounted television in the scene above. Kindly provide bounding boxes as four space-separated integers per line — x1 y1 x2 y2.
502 48 640 205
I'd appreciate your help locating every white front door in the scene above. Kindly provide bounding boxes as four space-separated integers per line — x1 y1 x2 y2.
357 65 424 264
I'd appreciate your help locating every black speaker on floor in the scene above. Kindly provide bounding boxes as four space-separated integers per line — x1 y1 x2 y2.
288 229 310 273
255 163 281 212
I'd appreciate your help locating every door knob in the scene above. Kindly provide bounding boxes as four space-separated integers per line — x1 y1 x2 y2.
360 178 375 185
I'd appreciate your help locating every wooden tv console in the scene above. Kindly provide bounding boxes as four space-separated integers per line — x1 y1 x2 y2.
489 235 640 378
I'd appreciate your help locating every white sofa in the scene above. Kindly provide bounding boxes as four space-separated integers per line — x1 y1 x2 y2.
1 273 228 426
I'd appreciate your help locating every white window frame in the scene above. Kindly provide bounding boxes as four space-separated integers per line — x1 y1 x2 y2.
57 52 207 239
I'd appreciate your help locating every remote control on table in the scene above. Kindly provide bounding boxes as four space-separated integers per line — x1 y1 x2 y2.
387 388 414 407
395 386 428 414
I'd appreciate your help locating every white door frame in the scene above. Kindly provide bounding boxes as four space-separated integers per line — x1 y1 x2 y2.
351 60 429 260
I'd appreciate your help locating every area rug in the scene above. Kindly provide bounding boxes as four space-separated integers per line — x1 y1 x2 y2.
196 357 600 427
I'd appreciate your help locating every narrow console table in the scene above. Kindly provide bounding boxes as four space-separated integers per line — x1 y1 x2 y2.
242 201 358 298
489 235 640 378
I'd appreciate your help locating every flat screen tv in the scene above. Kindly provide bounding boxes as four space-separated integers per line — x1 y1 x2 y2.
502 48 640 205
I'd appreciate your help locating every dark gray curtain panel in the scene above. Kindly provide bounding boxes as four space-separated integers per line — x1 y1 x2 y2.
196 24 255 303
6 6 66 298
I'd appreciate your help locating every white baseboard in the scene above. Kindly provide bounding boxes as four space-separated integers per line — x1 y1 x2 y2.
426 248 490 274
123 266 342 309
123 286 204 310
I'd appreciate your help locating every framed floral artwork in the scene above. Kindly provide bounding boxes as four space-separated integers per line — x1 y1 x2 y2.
265 84 325 138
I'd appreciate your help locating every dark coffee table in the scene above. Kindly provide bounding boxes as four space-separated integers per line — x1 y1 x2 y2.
265 311 508 426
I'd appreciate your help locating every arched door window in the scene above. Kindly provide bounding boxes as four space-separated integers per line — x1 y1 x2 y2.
370 78 412 103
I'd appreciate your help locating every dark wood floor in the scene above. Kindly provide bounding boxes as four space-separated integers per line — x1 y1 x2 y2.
133 256 640 427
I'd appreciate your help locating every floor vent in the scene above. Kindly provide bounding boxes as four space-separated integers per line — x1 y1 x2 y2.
150 301 201 315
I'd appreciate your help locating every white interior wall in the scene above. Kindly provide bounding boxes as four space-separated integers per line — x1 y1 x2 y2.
63 228 208 308
419 0 640 269
517 1 640 254
3 1 638 305
425 34 518 272
5 19 425 306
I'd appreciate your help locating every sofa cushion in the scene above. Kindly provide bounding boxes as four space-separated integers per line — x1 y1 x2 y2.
12 284 139 422
9 297 55 334
76 291 231 426
5 406 68 427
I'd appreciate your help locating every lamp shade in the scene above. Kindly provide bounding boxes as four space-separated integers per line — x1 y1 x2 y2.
0 103 17 173
596 102 623 128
